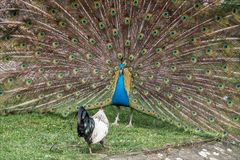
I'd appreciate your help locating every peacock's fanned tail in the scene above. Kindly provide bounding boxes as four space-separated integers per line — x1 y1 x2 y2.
0 0 239 141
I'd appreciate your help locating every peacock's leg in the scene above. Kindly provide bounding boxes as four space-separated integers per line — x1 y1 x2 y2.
126 108 133 127
112 106 120 126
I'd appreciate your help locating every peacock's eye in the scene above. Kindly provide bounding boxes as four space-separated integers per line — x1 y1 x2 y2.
191 57 197 63
124 17 131 25
9 8 20 17
80 18 88 25
236 83 240 90
50 8 58 15
140 48 147 56
110 8 117 16
162 12 169 18
181 15 188 21
144 13 152 21
137 33 144 40
171 65 176 72
112 29 119 36
201 27 207 33
89 38 96 45
59 21 67 27
71 38 79 44
129 54 135 61
0 90 4 96
37 32 46 39
94 1 101 9
106 43 113 49
152 29 159 37
99 22 106 29
87 53 93 60
117 53 123 59
133 0 139 6
52 41 60 48
71 2 80 9
25 19 33 28
125 40 131 47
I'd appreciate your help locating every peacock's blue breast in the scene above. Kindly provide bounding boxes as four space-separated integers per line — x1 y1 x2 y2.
112 74 129 107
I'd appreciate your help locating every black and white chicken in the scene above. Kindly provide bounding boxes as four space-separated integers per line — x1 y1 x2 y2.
77 106 109 154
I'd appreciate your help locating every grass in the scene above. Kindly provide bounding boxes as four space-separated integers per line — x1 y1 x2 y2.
0 106 212 160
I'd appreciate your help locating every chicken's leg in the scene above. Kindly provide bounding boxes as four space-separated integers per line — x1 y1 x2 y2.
88 144 92 154
100 139 105 148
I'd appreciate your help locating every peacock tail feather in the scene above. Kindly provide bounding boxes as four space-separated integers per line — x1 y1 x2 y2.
0 0 239 141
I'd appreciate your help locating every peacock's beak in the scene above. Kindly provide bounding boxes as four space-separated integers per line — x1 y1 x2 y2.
120 69 123 74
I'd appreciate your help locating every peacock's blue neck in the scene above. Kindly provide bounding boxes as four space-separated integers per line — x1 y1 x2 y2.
112 69 129 107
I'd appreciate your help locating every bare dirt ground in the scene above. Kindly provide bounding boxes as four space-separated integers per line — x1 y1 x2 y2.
103 141 240 160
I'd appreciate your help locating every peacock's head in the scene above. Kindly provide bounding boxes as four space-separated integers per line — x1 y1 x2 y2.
119 63 125 74
119 63 125 69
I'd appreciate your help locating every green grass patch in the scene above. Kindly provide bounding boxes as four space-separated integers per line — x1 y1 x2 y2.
0 107 212 160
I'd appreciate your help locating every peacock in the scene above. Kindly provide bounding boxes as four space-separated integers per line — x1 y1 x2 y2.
0 0 240 143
